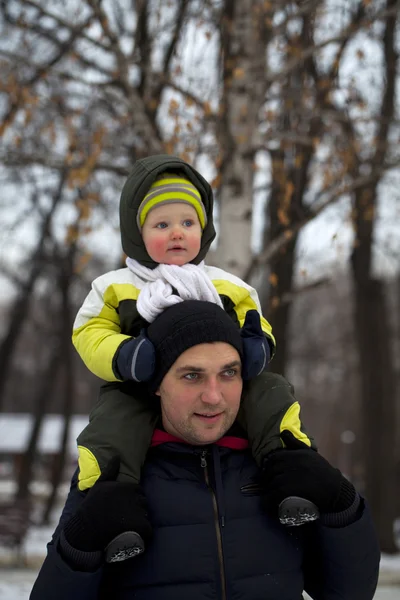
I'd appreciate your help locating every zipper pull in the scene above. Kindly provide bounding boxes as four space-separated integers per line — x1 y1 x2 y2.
200 450 208 468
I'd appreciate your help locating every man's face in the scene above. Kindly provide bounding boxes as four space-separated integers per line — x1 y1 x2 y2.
156 342 243 445
142 203 202 265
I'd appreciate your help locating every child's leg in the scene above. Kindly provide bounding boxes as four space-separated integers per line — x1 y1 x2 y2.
76 381 160 491
237 371 316 467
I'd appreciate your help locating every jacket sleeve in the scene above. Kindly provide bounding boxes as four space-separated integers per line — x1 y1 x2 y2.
72 272 138 382
210 269 276 356
30 471 104 600
303 499 380 600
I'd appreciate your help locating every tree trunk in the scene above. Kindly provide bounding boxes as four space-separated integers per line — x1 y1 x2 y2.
15 351 61 502
349 1 398 552
41 404 72 526
259 10 319 371
0 173 64 411
214 0 270 276
42 250 75 525
261 138 306 374
351 186 398 552
351 277 398 552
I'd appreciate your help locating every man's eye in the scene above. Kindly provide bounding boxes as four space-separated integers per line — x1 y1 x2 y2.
155 222 168 229
223 369 237 378
183 373 199 381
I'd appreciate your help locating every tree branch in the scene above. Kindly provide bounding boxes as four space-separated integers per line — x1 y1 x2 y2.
244 161 400 281
0 10 94 135
20 0 112 51
85 0 163 153
0 151 130 176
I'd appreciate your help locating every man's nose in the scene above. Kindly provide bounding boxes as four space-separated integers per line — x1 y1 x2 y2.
201 379 222 405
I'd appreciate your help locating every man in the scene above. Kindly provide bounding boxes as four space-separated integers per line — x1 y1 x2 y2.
30 301 380 600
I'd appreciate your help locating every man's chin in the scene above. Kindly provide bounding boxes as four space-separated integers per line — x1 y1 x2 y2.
190 421 232 445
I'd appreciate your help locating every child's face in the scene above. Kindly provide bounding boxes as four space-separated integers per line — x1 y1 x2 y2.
142 203 202 265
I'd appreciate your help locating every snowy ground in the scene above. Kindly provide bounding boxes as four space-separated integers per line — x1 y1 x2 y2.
0 569 398 600
0 570 36 600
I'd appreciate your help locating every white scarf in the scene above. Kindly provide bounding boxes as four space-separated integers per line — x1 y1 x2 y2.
126 257 223 323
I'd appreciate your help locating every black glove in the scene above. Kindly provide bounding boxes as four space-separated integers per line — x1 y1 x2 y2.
116 329 156 382
64 457 153 553
261 431 356 516
241 310 271 380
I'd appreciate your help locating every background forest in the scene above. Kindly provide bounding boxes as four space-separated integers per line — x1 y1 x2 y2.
0 0 399 562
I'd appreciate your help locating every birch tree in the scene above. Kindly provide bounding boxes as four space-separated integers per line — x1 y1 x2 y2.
212 0 271 275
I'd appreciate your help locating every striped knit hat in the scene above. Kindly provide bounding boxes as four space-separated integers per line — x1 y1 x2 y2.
136 173 208 231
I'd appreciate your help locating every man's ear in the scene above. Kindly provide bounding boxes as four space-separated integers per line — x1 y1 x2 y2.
155 388 161 397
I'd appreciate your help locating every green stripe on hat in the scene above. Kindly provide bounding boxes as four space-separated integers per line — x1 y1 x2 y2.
137 175 207 230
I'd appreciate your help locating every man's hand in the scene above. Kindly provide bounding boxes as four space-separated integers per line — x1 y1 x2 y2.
116 329 156 382
241 311 271 380
261 431 356 516
63 457 153 553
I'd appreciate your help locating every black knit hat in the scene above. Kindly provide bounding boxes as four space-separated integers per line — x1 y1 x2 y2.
147 300 243 392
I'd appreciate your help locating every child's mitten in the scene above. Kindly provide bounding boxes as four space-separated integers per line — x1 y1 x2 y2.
116 329 156 382
61 457 153 568
241 310 271 380
261 431 357 521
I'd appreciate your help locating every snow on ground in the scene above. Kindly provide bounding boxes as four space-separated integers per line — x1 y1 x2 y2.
0 570 36 600
0 507 60 568
373 591 400 600
0 569 398 600
381 553 400 573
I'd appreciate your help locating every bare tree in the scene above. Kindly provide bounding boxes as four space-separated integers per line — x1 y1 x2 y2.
0 172 66 410
42 242 77 524
349 0 399 552
14 352 61 503
259 4 322 373
213 0 272 275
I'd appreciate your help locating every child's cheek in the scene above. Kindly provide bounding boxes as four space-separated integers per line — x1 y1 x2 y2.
146 236 167 258
190 232 202 251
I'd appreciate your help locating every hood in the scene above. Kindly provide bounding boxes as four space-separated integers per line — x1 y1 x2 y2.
119 154 216 268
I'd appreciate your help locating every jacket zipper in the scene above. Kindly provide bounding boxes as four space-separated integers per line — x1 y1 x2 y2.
200 450 227 600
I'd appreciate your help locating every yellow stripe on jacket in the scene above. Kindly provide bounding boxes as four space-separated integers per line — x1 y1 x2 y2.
72 269 142 381
212 277 275 353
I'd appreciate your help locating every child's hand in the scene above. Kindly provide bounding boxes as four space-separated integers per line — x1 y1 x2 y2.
241 311 270 380
261 431 356 517
116 330 156 382
63 456 152 555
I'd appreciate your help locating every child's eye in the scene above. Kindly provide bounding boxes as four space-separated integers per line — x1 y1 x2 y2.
155 222 168 229
183 219 194 227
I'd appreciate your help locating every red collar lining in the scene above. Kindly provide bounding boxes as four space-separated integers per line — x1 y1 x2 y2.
151 429 249 450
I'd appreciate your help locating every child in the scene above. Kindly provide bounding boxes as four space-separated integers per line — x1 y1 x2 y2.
73 154 315 496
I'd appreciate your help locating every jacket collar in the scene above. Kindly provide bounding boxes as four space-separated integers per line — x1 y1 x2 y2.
151 428 249 450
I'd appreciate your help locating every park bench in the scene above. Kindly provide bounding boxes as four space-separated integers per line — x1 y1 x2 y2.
0 499 31 566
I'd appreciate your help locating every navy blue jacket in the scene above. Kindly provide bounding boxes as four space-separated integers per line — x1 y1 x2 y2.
30 439 380 600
